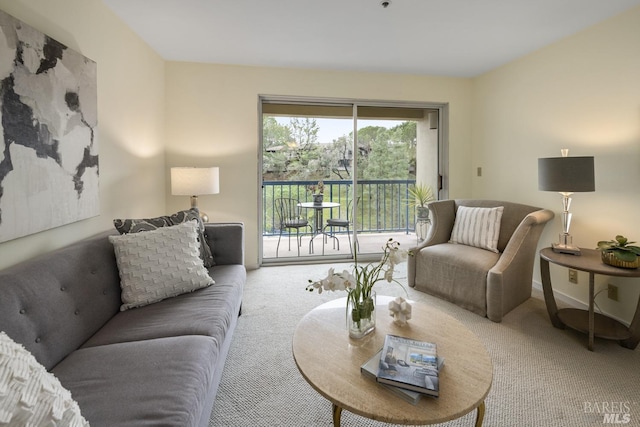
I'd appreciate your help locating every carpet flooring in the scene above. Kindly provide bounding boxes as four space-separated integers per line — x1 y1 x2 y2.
209 262 640 426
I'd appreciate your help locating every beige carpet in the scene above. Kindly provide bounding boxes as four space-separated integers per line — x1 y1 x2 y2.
209 262 640 426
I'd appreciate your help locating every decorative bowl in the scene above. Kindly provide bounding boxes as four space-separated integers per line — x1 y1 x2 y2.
601 251 640 269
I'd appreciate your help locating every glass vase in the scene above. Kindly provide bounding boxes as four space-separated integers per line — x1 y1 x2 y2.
347 291 376 339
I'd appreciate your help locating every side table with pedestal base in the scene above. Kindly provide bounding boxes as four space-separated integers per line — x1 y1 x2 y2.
539 247 640 351
415 217 431 243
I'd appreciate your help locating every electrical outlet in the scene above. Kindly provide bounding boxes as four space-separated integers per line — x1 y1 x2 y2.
608 284 618 301
568 269 578 284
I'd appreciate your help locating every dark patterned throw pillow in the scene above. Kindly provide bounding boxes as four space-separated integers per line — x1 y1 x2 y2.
113 208 214 267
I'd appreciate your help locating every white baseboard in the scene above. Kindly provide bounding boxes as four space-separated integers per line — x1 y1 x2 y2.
531 280 630 328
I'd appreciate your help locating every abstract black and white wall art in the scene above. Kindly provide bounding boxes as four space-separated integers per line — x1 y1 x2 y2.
0 10 98 243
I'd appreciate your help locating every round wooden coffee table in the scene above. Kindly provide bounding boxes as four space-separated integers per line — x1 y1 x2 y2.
292 296 493 426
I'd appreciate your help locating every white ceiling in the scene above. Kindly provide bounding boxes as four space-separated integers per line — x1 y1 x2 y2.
102 0 640 78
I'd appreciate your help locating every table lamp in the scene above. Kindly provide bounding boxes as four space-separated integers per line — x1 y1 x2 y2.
538 149 594 255
171 167 219 223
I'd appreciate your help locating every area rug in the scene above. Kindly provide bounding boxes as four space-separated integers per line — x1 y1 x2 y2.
210 262 640 426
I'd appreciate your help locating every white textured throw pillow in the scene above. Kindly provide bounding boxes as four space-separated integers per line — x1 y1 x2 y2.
0 332 88 427
450 206 504 253
109 221 214 311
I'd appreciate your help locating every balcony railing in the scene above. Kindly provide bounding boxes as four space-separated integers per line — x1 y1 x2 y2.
263 180 417 236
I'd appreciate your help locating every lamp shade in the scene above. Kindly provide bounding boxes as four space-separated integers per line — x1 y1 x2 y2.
538 156 595 192
171 167 220 195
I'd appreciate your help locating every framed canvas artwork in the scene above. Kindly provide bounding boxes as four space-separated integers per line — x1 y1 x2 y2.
0 9 98 242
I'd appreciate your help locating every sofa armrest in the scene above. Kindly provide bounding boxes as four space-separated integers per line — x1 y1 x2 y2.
407 200 456 287
408 200 456 253
492 209 554 273
486 209 554 321
424 200 456 246
204 223 244 266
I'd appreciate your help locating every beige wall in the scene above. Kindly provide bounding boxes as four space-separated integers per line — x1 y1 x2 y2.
2 0 637 322
164 63 473 268
472 6 640 321
0 0 166 269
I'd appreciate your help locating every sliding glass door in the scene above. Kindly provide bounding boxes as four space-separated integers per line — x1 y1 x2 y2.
259 97 445 265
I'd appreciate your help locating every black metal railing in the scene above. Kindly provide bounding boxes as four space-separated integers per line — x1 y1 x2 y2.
263 180 416 236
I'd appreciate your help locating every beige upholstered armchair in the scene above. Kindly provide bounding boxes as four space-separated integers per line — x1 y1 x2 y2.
408 199 554 322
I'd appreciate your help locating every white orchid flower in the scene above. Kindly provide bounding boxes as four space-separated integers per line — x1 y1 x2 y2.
337 270 356 290
330 273 344 291
318 268 338 291
307 239 408 298
307 280 324 294
388 248 408 266
384 267 394 283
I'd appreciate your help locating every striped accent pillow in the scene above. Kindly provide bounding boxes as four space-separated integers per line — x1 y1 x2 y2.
450 206 504 253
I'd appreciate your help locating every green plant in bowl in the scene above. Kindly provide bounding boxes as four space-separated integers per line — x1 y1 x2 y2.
406 183 435 220
597 235 640 262
407 183 435 217
407 183 435 207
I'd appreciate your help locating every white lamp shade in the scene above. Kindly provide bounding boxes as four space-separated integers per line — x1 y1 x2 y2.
171 167 220 196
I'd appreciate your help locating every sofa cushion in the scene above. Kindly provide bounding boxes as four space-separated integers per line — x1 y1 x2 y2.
450 206 504 253
52 336 217 427
113 208 214 267
109 221 214 311
82 265 244 348
413 243 500 317
0 231 122 370
0 332 88 427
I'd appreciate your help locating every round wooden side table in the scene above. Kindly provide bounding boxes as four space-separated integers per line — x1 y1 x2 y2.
539 247 640 351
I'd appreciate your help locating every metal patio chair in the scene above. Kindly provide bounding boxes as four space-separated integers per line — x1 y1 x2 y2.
323 197 359 255
274 197 311 257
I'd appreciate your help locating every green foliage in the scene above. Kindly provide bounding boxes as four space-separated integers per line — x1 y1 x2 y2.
262 117 292 178
357 126 412 180
262 117 420 235
406 183 435 208
290 117 319 149
263 117 291 149
597 235 640 262
325 134 353 179
262 116 417 182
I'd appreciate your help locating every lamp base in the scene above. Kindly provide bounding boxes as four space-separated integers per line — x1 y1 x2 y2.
551 242 582 256
189 196 209 223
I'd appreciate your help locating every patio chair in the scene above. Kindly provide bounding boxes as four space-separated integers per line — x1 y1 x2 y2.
275 197 311 257
323 197 359 255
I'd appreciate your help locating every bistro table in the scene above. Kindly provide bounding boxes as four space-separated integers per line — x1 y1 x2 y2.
297 201 340 254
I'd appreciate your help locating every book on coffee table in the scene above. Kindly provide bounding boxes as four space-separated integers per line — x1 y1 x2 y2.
361 349 422 405
376 334 440 397
361 348 444 404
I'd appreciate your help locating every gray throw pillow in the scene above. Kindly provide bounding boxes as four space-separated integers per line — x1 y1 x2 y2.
113 208 214 267
109 221 214 311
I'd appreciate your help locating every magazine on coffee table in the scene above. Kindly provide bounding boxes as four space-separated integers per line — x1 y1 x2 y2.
361 347 444 404
376 334 439 397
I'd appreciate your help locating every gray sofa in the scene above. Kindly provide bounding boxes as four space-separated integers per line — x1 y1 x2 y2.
0 223 245 427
